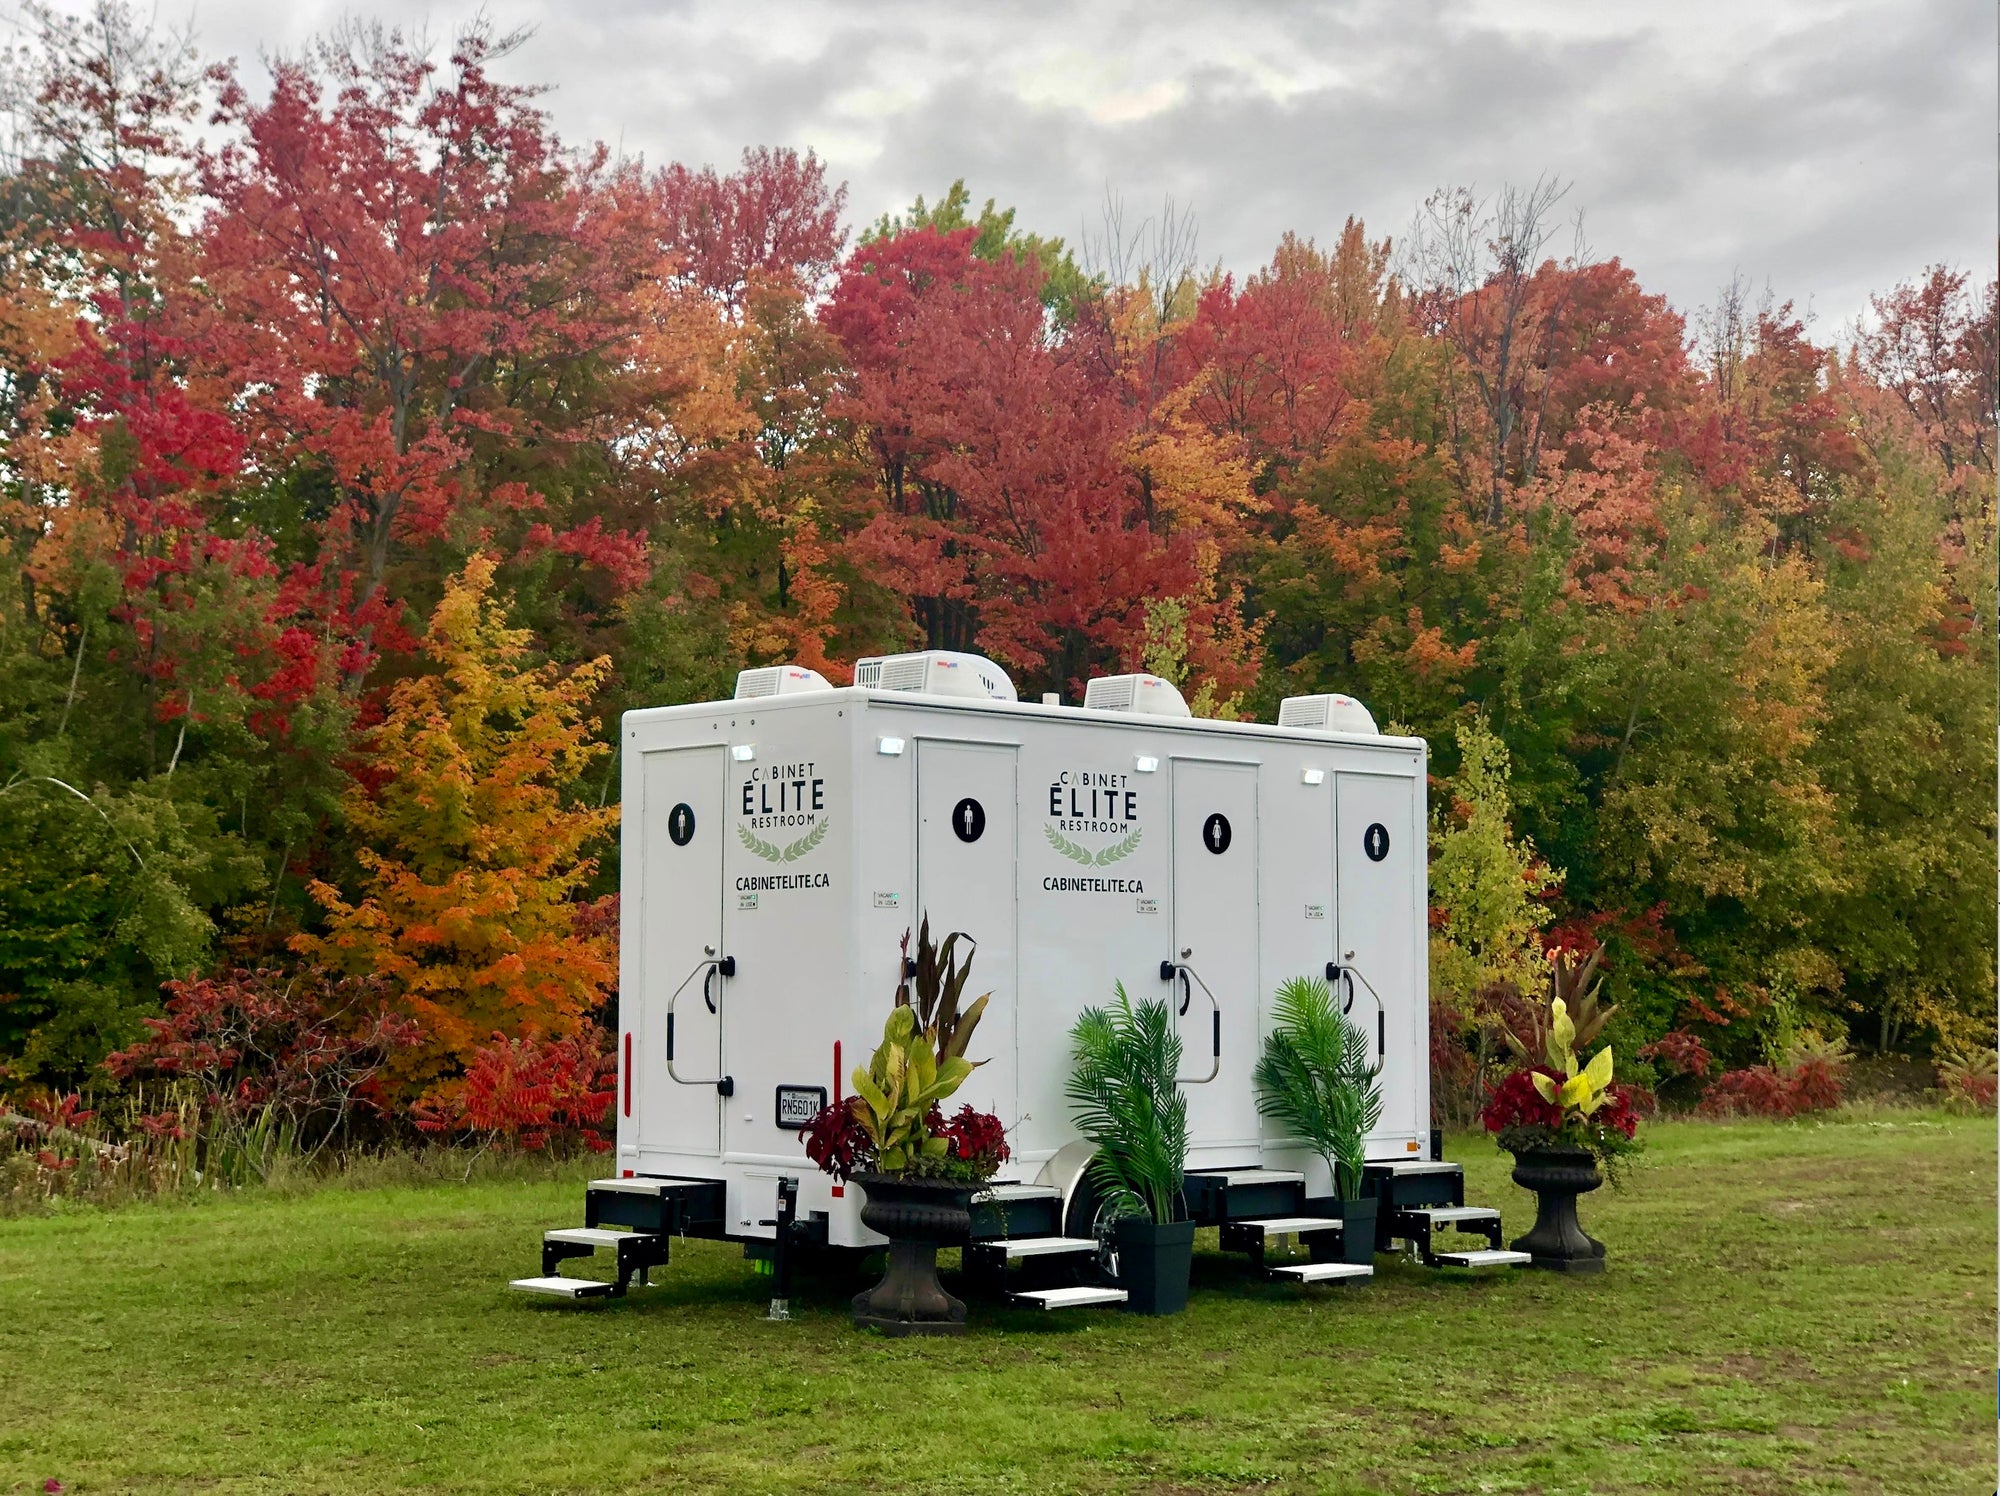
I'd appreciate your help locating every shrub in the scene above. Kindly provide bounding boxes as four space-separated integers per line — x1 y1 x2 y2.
1935 1048 1997 1111
1639 1028 1715 1080
1697 1062 1846 1119
103 967 421 1181
413 1023 616 1153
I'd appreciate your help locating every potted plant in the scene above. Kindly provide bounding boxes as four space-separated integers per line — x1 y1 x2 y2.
800 919 1009 1336
1067 983 1193 1315
1481 953 1640 1273
1254 974 1383 1266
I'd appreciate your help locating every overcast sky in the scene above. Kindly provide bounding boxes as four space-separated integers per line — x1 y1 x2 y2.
43 0 2000 330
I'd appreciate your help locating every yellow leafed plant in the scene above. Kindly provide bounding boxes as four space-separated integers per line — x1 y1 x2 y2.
1529 998 1617 1120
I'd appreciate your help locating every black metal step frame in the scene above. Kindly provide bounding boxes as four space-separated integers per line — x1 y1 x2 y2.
1363 1162 1510 1265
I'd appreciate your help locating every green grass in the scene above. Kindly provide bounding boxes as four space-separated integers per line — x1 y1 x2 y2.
1 1114 1991 1494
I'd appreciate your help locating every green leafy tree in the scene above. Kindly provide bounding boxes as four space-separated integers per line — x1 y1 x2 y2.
863 179 1099 321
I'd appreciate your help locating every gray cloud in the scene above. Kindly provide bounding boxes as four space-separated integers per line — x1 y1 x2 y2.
48 0 2000 327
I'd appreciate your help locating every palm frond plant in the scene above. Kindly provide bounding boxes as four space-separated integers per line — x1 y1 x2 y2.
1254 974 1382 1202
1067 983 1188 1223
1067 983 1194 1314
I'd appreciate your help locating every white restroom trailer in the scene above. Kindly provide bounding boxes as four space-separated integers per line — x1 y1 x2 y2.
511 652 1528 1304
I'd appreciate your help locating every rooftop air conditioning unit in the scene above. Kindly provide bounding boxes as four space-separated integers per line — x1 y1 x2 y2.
733 664 833 700
851 650 1017 702
1082 672 1192 718
1277 692 1378 735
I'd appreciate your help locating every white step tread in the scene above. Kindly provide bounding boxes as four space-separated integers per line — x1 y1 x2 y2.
1011 1285 1129 1309
1240 1216 1345 1235
980 1183 1061 1202
587 1176 686 1196
997 1236 1100 1259
1434 1248 1533 1269
1407 1206 1501 1225
509 1276 613 1299
1269 1261 1374 1283
544 1227 650 1247
1370 1160 1460 1177
1190 1168 1306 1185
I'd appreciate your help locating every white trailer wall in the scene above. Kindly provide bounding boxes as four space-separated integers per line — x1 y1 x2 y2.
616 690 1429 1243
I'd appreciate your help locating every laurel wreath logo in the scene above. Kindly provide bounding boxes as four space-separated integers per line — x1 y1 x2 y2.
1044 823 1143 866
739 819 830 863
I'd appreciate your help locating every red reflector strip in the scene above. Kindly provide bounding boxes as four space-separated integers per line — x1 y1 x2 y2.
623 1031 632 1117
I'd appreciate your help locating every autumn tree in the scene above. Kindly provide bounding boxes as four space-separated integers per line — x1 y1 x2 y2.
296 556 615 1094
199 21 663 671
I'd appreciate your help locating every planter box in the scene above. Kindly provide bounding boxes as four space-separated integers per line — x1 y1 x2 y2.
1324 1196 1378 1266
1113 1216 1197 1315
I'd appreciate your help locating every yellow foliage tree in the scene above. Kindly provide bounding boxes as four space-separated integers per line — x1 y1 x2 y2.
297 556 616 1094
1429 716 1562 1008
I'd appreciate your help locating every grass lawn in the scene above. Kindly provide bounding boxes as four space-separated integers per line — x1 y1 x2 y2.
0 1113 1991 1495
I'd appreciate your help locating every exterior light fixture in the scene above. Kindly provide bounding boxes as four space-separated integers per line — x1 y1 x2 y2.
1134 755 1160 773
731 744 756 762
1301 768 1326 785
877 736 906 756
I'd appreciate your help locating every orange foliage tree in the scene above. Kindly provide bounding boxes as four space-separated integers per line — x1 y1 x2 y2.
296 555 615 1094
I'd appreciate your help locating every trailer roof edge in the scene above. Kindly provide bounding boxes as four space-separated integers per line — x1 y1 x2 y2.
620 687 1426 753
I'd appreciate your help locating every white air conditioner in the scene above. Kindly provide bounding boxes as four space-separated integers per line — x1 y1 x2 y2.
851 650 1017 702
732 665 833 700
1277 692 1378 735
1082 673 1192 718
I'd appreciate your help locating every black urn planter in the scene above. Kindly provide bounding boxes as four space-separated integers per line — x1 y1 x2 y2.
851 1173 976 1336
1508 1147 1607 1273
1113 1216 1197 1315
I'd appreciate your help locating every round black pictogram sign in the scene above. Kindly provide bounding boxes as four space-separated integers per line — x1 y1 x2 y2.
1363 822 1390 862
667 802 696 846
952 797 986 844
1202 812 1233 855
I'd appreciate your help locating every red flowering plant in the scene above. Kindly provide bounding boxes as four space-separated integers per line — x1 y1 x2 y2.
800 1097 1010 1185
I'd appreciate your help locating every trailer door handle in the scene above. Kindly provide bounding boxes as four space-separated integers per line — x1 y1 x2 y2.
1164 961 1222 1085
666 954 732 1087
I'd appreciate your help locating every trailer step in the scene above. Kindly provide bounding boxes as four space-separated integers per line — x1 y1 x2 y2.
1010 1285 1129 1310
587 1176 685 1196
998 1236 1101 1259
1238 1215 1343 1236
1433 1248 1533 1269
1367 1160 1460 1177
1187 1168 1306 1186
979 1183 1061 1203
1404 1206 1500 1228
544 1227 649 1248
1269 1261 1373 1284
509 1276 613 1299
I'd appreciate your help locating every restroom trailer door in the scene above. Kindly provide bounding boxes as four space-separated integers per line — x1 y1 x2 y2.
915 740 1019 1131
1170 759 1261 1152
1334 771 1423 1144
636 745 727 1156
